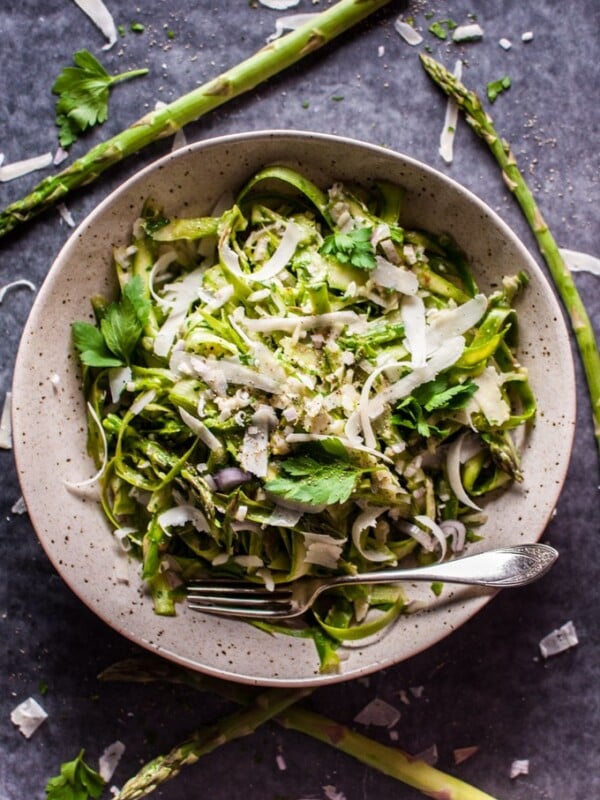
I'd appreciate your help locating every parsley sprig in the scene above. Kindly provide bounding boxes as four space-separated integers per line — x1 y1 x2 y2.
72 275 151 367
265 443 365 506
320 227 376 270
393 376 477 438
45 749 105 800
53 50 149 148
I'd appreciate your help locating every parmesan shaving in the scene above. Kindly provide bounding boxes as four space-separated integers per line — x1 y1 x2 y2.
559 248 600 276
0 392 12 450
179 407 222 451
394 18 423 46
0 152 52 182
57 203 76 228
10 697 48 738
510 759 529 778
250 221 304 283
158 505 209 533
99 740 126 781
452 23 484 42
539 620 578 658
414 514 447 560
258 0 300 9
353 697 401 728
266 13 318 42
72 0 118 49
439 60 463 164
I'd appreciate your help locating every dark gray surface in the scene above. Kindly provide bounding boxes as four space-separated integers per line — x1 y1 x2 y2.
1 1 598 798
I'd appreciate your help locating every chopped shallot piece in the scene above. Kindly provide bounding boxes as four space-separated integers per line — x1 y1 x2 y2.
539 620 578 658
10 697 48 738
510 759 529 778
353 697 401 728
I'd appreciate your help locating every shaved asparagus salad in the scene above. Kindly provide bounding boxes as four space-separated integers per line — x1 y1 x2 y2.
72 166 535 670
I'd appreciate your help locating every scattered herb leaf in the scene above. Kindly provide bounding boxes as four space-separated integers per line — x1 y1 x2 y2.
429 21 448 40
265 455 362 506
487 76 512 103
130 22 145 33
52 49 149 148
320 227 376 270
45 749 105 800
72 275 150 367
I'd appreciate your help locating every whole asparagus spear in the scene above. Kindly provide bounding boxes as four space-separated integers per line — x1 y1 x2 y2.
0 0 393 239
101 657 499 800
116 686 311 800
420 54 600 452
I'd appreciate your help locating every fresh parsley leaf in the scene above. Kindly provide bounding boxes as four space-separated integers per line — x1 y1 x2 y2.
320 227 376 271
486 76 512 103
72 275 150 367
421 381 478 412
71 322 124 367
265 455 362 506
53 49 149 148
45 749 105 800
393 377 477 439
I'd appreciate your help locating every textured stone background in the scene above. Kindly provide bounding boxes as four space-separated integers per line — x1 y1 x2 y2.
0 1 598 798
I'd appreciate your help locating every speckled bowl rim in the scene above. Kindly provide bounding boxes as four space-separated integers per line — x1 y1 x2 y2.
12 130 575 686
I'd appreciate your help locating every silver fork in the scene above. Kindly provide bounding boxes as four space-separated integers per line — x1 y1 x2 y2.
186 543 558 620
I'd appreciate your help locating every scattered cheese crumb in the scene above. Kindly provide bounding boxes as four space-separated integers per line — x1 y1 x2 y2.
521 31 534 42
353 697 401 728
99 740 126 781
276 752 287 771
10 697 48 738
510 759 529 778
452 23 484 42
11 496 27 515
72 0 118 49
499 37 512 50
413 743 438 765
323 787 347 800
539 620 578 658
58 203 76 228
258 0 301 9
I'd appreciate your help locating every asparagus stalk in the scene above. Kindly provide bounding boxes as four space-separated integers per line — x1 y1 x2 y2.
0 0 393 239
100 657 499 800
420 54 600 450
116 686 311 800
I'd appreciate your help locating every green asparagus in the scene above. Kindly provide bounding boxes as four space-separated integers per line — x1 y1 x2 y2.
101 657 499 800
0 0 393 239
420 54 600 452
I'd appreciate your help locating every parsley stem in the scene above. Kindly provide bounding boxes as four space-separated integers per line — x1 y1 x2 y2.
110 68 150 85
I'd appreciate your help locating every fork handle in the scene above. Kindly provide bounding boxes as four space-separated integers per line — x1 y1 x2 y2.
325 544 558 589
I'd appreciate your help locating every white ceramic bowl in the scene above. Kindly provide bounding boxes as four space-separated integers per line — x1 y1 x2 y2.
12 131 575 686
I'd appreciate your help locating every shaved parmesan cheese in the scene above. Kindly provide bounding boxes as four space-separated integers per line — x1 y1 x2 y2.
187 355 281 394
394 18 423 46
0 152 52 182
539 620 578 658
250 221 304 283
242 309 360 334
72 0 118 49
413 744 439 766
354 697 401 728
179 407 222 451
510 759 529 778
425 294 487 354
469 366 510 426
266 13 318 42
0 279 36 304
275 752 287 771
10 697 48 738
171 127 187 152
285 432 393 464
130 389 156 416
99 740 126 781
402 294 427 367
258 0 300 9
11 496 27 515
239 405 277 478
439 60 463 164
301 532 344 569
0 392 12 450
559 248 600 276
452 23 484 42
499 38 512 50
323 786 347 800
108 366 132 403
159 504 209 533
372 256 418 295
521 31 534 42
53 146 70 165
58 203 76 227
266 505 303 527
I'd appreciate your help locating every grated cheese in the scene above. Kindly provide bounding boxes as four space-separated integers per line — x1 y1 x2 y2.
10 697 48 738
99 740 126 781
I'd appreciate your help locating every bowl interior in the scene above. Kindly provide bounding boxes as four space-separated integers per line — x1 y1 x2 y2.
12 131 575 686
